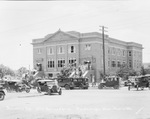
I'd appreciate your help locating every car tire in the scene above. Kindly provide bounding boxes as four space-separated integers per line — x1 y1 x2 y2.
79 84 83 89
48 89 51 95
98 84 103 89
37 87 41 93
58 89 62 95
26 88 30 93
65 85 70 90
114 85 119 89
128 86 130 91
0 92 5 101
136 85 139 91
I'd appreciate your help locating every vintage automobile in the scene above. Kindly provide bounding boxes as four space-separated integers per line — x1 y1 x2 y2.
37 79 62 95
0 84 5 101
128 75 150 91
57 77 89 90
98 76 120 89
5 80 31 93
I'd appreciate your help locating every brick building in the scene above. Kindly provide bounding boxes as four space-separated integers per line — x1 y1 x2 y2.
32 29 143 82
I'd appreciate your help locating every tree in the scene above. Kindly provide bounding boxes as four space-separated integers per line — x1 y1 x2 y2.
0 64 15 78
57 67 72 78
140 66 150 75
17 67 28 77
116 64 137 80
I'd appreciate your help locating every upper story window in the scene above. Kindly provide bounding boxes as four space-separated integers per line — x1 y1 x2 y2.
47 47 53 55
108 47 110 54
123 50 125 56
85 44 91 50
69 45 75 53
112 47 116 55
37 48 42 54
128 51 132 56
58 46 64 54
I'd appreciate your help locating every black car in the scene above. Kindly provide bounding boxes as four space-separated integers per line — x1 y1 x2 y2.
98 76 120 89
57 77 89 90
128 75 150 91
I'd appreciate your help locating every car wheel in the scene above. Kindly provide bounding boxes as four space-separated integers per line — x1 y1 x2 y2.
25 88 30 93
98 84 103 89
0 92 5 101
58 89 62 95
114 85 119 89
65 85 70 90
141 87 144 90
136 85 139 91
79 85 83 89
128 86 130 91
37 87 41 93
48 89 51 95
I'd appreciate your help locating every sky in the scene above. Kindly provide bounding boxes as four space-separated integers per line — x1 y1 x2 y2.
0 0 150 70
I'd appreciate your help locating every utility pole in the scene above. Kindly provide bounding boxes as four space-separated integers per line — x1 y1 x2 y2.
99 26 108 78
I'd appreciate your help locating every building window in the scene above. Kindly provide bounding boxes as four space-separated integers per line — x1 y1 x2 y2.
123 50 125 56
47 47 53 55
108 47 110 54
108 60 110 67
58 46 64 54
117 61 121 67
69 58 76 66
47 59 54 68
85 44 91 50
111 61 116 67
112 48 116 55
69 45 75 53
37 48 42 54
58 59 65 68
128 51 132 56
129 60 132 68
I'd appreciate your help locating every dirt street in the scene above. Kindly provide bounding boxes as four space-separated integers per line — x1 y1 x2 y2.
0 87 150 119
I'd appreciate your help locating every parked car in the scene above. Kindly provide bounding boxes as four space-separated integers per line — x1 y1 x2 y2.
98 76 120 89
57 77 89 90
0 84 5 101
37 79 62 95
128 75 150 91
5 80 30 93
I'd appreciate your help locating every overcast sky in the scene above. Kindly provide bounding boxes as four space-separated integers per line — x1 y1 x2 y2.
0 0 150 70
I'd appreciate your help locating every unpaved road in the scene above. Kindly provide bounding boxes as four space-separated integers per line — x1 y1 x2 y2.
0 87 150 119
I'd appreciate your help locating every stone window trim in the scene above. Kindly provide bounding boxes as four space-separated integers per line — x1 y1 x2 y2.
37 48 42 54
47 47 54 55
58 46 64 54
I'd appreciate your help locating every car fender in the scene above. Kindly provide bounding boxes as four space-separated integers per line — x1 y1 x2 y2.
0 90 5 95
